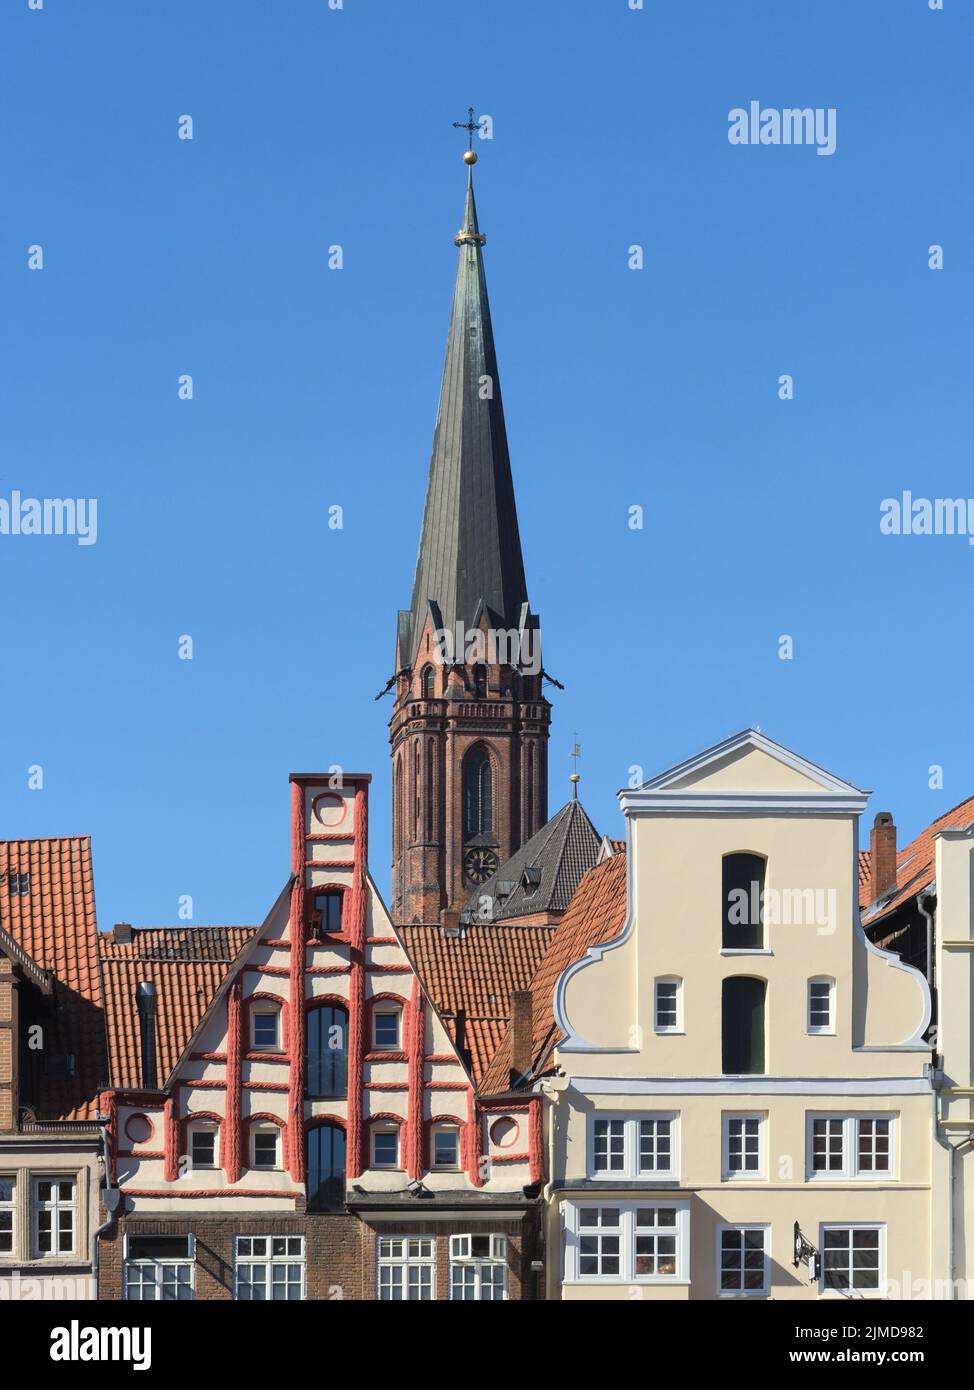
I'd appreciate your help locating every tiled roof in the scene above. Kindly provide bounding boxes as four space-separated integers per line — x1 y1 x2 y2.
97 927 256 1091
463 798 601 923
857 850 872 904
397 921 556 1086
0 837 106 1122
480 851 629 1096
862 794 974 925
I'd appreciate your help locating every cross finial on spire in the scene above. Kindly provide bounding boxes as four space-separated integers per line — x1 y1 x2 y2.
570 735 581 798
452 105 477 162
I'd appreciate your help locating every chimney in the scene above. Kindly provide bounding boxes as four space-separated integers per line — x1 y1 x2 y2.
509 989 533 1086
870 812 898 902
113 922 133 945
135 980 158 1090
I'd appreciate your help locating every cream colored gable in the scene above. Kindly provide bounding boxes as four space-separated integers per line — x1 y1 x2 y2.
666 745 825 794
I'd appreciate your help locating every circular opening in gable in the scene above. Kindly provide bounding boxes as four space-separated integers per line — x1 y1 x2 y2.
489 1116 519 1150
124 1113 153 1146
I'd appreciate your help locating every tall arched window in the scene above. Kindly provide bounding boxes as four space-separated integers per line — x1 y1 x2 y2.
394 755 403 863
463 745 493 838
426 739 435 841
526 742 534 835
421 665 435 698
413 738 421 839
306 1004 349 1099
722 977 766 1075
722 853 766 949
306 1123 346 1212
472 664 487 698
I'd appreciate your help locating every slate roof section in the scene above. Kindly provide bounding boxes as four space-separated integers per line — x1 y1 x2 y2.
400 167 530 667
480 852 629 1096
862 794 974 926
0 837 106 1122
396 920 555 1086
97 926 256 1091
463 798 602 923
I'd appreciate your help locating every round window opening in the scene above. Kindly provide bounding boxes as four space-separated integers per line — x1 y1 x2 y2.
489 1116 519 1149
311 792 347 828
124 1113 153 1145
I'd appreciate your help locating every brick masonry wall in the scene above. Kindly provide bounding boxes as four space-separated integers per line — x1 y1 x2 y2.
98 1204 542 1300
0 959 13 1132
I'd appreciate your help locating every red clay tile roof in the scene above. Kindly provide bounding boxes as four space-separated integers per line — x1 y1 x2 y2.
0 837 106 1122
480 851 629 1096
857 850 872 905
397 923 556 1086
862 794 974 925
98 927 256 1090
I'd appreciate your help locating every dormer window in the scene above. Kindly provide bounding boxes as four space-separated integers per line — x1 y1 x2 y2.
8 872 29 897
495 880 514 904
521 867 542 896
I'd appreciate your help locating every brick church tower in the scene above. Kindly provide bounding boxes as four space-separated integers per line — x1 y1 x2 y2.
389 147 551 926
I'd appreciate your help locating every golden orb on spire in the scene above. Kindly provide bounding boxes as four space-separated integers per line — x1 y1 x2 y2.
463 149 478 165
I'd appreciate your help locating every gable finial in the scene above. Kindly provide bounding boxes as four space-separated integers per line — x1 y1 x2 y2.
570 734 582 798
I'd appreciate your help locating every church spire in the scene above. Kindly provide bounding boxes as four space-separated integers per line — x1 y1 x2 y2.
401 143 529 668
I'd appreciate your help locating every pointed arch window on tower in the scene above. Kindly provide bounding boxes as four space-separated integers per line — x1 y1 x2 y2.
463 745 493 839
421 665 436 699
472 664 487 699
413 739 421 840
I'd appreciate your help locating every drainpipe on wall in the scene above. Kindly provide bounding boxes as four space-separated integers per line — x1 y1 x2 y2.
90 1122 122 1300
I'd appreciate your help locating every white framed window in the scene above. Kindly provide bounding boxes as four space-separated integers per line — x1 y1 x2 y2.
807 1115 895 1179
717 1225 769 1296
251 1005 281 1051
431 1125 460 1169
807 977 835 1034
654 977 682 1033
251 1126 280 1170
0 1176 14 1255
234 1236 305 1300
449 1233 508 1300
722 1113 765 1180
189 1124 218 1170
371 1126 401 1169
124 1234 195 1300
372 1006 402 1051
589 1114 678 1180
820 1224 884 1295
564 1201 690 1284
378 1235 436 1300
33 1177 75 1257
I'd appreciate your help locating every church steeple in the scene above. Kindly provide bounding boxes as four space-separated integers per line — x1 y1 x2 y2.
389 130 551 927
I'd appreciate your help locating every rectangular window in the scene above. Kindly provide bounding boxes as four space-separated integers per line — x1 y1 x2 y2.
821 1226 883 1294
190 1128 216 1170
252 1010 279 1050
234 1236 305 1300
654 979 680 1032
588 1115 678 1180
718 1226 769 1296
432 1127 459 1169
372 1129 400 1169
313 891 343 936
252 1130 279 1170
808 979 833 1033
0 1177 14 1254
373 1010 401 1050
378 1236 435 1300
808 1115 895 1179
33 1178 75 1256
722 1114 764 1179
8 872 30 896
124 1235 195 1301
449 1233 508 1300
566 1202 690 1284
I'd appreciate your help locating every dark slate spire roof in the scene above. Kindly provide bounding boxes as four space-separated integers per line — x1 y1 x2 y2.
401 166 529 667
463 799 601 924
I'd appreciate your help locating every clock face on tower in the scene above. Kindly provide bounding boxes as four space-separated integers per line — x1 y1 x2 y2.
463 847 498 884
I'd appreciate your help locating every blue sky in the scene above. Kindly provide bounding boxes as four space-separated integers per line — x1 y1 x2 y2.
2 0 971 929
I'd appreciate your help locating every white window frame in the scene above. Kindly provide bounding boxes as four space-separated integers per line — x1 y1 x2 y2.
588 1113 679 1181
233 1235 305 1300
806 1114 896 1180
372 1006 402 1052
32 1176 76 1258
715 1223 770 1297
807 977 835 1034
250 1005 281 1052
721 1112 766 1181
818 1223 886 1297
371 1125 401 1170
123 1232 196 1301
189 1123 219 1171
564 1200 690 1285
449 1233 509 1300
0 1175 15 1257
378 1234 436 1300
431 1124 460 1170
653 976 683 1033
250 1125 281 1171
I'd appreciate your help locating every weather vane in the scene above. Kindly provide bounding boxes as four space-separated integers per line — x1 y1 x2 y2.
570 735 582 796
453 106 480 163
